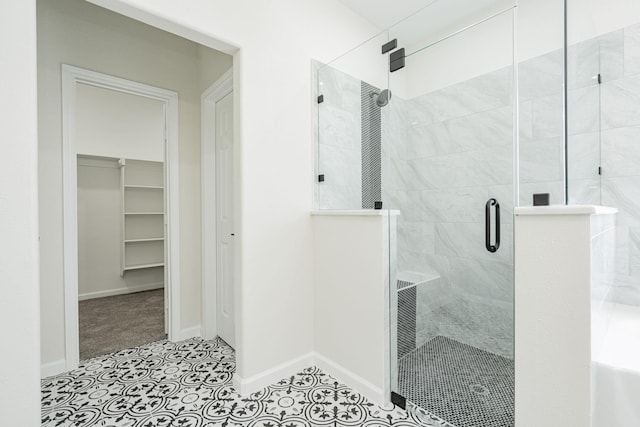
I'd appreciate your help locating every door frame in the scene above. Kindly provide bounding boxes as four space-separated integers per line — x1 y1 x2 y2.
201 68 233 340
61 64 181 370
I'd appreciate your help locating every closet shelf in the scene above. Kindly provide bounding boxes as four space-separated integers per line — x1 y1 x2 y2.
124 237 164 243
124 212 164 215
124 185 164 190
120 159 165 277
123 262 164 271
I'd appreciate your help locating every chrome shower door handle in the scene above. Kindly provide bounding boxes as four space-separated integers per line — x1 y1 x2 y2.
485 198 500 253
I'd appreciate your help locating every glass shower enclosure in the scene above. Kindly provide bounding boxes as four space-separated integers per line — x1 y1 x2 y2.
316 0 565 425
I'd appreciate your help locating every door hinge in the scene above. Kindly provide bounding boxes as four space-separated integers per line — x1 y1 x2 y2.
598 166 602 175
391 392 406 410
317 95 324 104
382 39 397 54
390 48 405 72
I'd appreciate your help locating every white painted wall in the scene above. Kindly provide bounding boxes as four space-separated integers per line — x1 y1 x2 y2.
37 0 232 368
85 0 380 386
76 84 165 161
515 207 592 426
567 0 640 45
77 157 122 297
323 31 389 96
397 0 563 99
514 205 617 427
0 0 42 424
400 8 516 99
312 211 394 404
198 45 236 94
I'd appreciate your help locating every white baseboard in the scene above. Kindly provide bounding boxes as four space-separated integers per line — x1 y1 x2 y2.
231 351 386 405
313 352 386 406
177 325 202 341
41 348 386 407
232 352 314 396
40 324 200 378
78 283 164 301
41 359 66 379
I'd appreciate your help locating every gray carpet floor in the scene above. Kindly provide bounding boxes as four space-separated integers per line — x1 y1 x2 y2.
79 289 166 360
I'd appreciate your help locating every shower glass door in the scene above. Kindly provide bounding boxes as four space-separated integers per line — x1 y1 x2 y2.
383 2 516 425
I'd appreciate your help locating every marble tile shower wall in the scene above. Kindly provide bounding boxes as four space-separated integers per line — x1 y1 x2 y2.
567 22 640 304
317 66 362 209
518 49 565 206
383 69 516 358
385 68 515 303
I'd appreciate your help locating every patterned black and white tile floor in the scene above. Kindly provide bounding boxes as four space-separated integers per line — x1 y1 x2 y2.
42 337 452 427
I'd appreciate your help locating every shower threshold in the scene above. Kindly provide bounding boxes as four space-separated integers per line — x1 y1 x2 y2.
398 336 514 427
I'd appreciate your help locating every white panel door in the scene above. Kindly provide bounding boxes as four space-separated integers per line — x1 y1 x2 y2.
216 91 235 348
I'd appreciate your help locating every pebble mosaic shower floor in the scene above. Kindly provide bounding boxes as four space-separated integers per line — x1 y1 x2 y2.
41 337 453 427
398 336 514 427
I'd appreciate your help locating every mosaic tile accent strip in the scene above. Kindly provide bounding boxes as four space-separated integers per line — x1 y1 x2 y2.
398 336 514 427
398 286 417 359
361 81 382 209
42 337 452 427
398 279 416 290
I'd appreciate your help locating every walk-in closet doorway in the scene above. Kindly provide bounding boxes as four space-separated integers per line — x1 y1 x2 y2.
62 65 181 368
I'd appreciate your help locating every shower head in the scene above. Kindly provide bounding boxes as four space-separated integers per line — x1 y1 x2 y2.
370 89 392 107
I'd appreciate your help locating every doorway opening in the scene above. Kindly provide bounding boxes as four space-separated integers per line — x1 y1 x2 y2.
62 65 180 368
75 82 169 360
